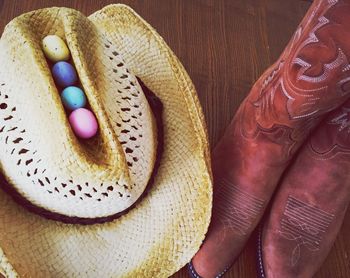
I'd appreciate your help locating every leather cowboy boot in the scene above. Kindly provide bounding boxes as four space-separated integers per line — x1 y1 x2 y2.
258 99 350 278
190 0 350 277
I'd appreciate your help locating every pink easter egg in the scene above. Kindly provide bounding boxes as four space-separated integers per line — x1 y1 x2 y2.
69 108 98 139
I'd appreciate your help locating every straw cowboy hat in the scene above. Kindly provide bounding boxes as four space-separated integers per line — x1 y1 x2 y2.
0 4 212 277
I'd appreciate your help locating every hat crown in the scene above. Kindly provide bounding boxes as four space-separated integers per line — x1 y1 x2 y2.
0 8 158 220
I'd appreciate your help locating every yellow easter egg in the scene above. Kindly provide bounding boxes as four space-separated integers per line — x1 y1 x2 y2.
42 35 70 62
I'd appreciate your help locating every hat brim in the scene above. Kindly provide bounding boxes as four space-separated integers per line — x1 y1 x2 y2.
0 4 212 277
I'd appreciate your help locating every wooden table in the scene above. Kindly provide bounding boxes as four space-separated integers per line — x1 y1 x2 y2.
0 0 349 277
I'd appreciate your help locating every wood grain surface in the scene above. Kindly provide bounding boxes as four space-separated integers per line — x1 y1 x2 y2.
0 0 349 277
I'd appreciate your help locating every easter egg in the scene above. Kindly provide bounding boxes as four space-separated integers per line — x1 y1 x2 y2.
52 61 78 87
42 35 70 62
61 86 87 111
69 108 98 139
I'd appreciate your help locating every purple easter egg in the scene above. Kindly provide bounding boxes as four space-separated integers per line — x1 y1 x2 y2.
69 108 98 139
52 61 78 87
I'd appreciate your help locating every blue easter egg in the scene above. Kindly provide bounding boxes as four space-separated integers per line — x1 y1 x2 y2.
61 86 87 111
52 61 78 87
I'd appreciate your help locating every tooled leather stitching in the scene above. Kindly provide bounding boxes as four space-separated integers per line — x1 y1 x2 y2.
278 195 334 267
213 178 265 237
308 106 350 160
240 0 350 160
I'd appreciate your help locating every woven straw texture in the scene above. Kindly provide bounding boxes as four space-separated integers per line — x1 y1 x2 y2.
0 4 160 220
0 4 212 277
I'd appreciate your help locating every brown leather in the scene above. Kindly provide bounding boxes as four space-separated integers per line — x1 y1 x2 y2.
192 0 350 277
260 99 350 278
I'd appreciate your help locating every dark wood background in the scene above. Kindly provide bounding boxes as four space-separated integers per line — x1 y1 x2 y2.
0 0 349 277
